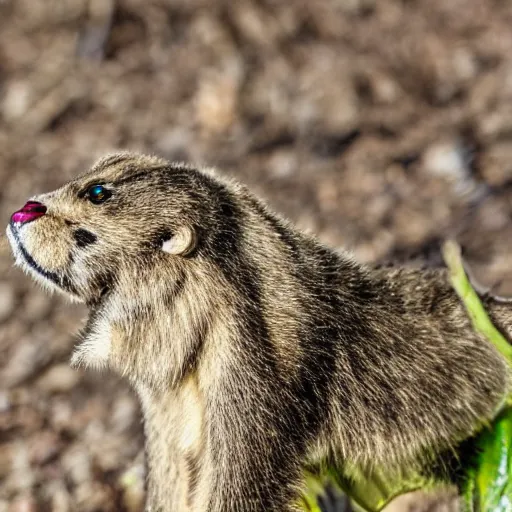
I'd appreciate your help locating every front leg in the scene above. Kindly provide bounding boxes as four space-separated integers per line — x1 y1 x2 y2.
138 376 206 512
143 410 196 512
205 380 306 512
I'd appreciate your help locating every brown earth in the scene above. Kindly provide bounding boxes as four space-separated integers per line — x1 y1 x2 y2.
1 0 512 510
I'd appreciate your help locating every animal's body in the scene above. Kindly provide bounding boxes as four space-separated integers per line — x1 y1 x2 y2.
6 153 511 511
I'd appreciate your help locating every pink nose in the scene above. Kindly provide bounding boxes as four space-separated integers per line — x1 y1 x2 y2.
11 201 47 225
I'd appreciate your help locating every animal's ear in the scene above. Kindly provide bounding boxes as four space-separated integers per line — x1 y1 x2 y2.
161 226 197 256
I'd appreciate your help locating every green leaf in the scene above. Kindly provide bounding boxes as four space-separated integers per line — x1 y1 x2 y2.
438 241 512 511
442 240 512 366
462 408 512 511
328 465 431 512
299 472 326 512
299 464 440 512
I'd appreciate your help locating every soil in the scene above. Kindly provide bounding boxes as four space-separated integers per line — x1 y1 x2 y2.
1 0 512 510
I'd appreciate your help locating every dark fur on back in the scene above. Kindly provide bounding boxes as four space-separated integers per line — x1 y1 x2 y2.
6 153 510 511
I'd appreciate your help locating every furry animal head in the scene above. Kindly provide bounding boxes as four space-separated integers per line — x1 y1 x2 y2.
6 152 248 386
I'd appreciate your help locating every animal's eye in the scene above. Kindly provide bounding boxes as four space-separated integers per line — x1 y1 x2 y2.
87 184 112 205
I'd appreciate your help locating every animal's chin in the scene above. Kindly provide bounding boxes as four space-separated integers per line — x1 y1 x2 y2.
7 224 114 309
7 223 82 300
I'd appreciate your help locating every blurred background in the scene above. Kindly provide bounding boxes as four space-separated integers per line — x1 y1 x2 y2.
1 0 512 510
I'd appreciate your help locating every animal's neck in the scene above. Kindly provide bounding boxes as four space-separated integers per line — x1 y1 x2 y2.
137 376 207 511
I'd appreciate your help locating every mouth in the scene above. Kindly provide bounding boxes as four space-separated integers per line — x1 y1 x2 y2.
8 222 80 297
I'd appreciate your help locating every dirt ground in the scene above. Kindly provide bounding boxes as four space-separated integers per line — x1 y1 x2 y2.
1 0 512 510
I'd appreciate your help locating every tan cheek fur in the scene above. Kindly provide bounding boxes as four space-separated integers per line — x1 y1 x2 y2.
23 218 73 271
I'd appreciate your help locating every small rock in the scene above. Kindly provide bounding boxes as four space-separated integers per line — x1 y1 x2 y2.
416 38 477 104
43 482 72 512
480 142 512 187
295 49 359 135
37 364 81 394
231 2 277 48
268 150 297 179
110 394 138 433
49 399 73 432
28 430 61 464
62 445 93 484
368 71 402 105
74 481 115 512
3 444 34 495
452 45 478 82
393 205 435 247
0 391 10 412
423 141 468 181
1 340 47 388
478 107 512 142
421 140 478 197
195 62 243 135
2 81 31 122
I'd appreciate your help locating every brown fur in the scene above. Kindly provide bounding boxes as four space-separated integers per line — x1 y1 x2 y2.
6 152 511 511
